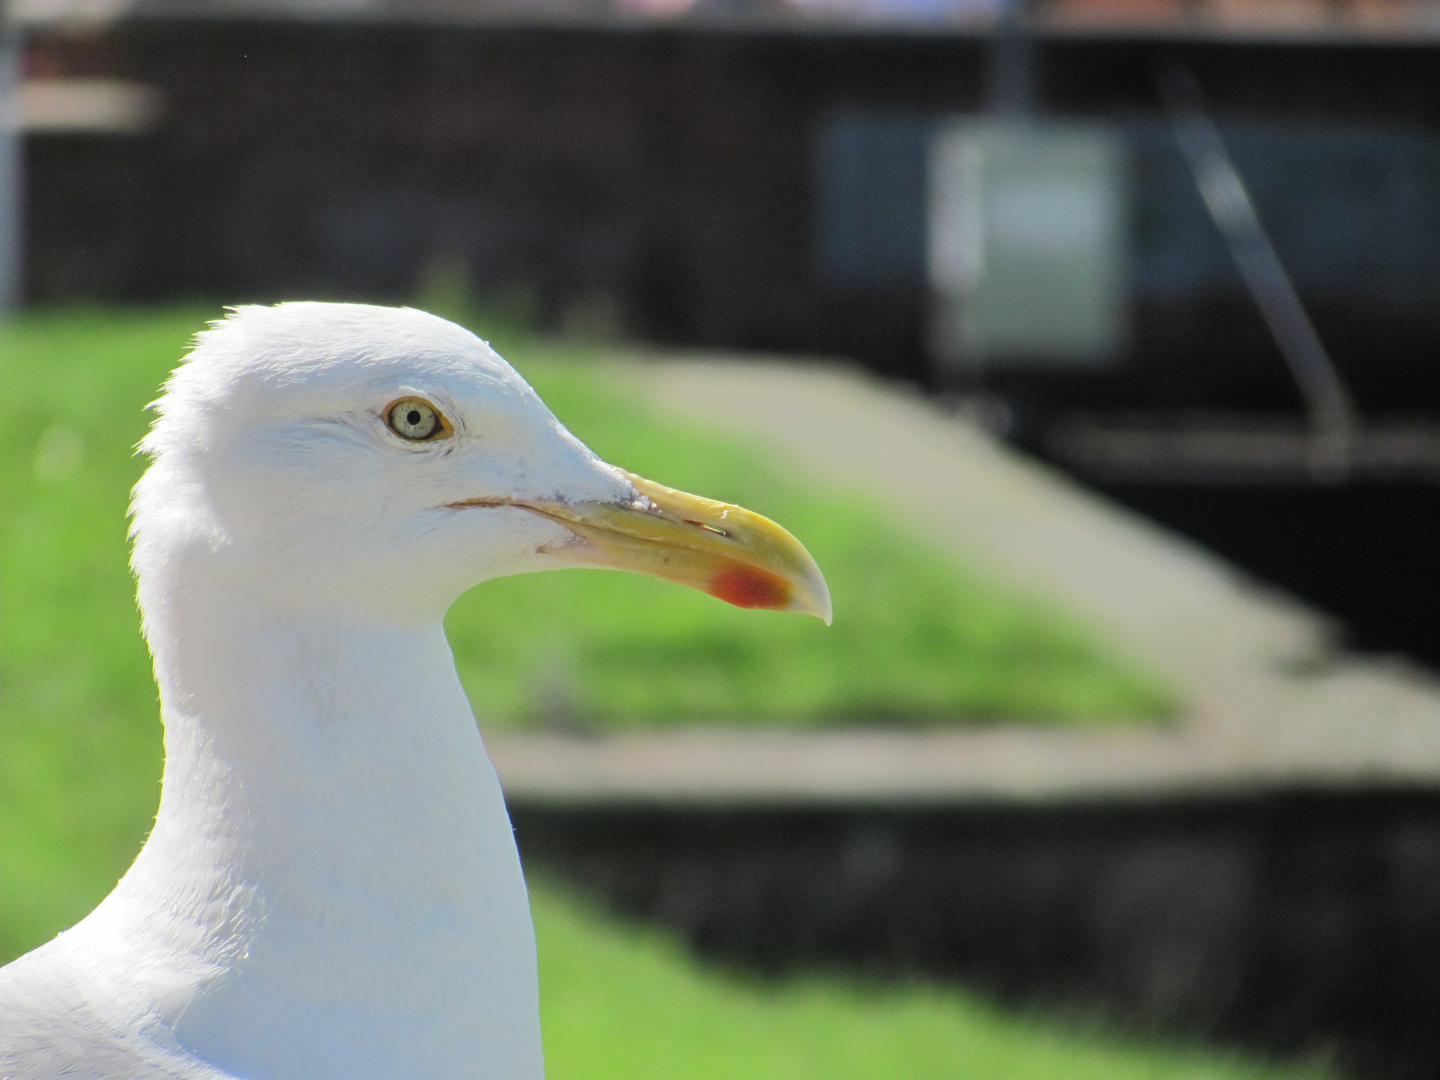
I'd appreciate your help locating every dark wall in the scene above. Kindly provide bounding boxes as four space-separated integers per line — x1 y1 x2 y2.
27 19 1440 399
1085 481 1440 667
29 20 990 383
514 790 1440 1080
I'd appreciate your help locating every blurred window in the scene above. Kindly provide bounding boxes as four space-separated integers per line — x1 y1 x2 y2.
928 119 1128 368
813 110 930 291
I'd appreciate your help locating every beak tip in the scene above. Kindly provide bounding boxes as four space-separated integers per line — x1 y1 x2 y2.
791 567 832 625
810 585 834 626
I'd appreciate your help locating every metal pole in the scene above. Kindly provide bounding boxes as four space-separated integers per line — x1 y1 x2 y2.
0 4 22 314
1158 59 1355 463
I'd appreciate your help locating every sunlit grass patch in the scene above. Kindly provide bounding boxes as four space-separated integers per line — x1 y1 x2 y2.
534 882 1329 1080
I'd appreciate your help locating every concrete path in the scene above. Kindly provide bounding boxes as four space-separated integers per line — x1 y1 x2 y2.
488 357 1440 805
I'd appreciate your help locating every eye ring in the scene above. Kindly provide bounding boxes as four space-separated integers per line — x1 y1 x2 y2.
384 397 452 442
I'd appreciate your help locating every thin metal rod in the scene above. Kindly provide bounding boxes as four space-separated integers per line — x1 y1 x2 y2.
1157 59 1355 445
0 6 20 315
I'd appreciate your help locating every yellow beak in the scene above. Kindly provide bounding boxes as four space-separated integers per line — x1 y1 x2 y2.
451 472 831 623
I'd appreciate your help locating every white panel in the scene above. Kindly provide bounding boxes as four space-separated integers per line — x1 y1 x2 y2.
928 119 1129 370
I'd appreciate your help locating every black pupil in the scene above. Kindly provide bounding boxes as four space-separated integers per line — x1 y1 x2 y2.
406 409 423 427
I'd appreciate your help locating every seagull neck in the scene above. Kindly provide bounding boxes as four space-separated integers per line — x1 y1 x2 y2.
148 606 494 859
115 593 543 1080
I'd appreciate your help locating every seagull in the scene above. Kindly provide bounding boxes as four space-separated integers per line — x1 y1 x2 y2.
0 302 830 1080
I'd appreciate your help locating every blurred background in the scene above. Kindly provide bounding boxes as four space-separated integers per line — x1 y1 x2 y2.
9 0 1440 1077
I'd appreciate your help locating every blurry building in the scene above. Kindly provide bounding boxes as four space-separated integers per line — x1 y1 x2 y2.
19 0 1440 404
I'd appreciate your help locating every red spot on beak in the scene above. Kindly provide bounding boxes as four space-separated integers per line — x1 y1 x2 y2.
708 564 791 610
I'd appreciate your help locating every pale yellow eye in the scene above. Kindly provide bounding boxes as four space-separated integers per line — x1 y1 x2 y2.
386 398 447 442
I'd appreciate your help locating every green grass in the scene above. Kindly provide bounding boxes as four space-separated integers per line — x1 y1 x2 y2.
1 309 183 962
533 882 1328 1080
0 307 1321 1080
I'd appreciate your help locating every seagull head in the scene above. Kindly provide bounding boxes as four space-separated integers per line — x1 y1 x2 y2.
130 302 831 626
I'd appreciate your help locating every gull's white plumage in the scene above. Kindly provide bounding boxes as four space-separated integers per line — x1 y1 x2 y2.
0 303 654 1079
